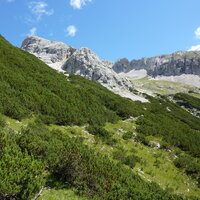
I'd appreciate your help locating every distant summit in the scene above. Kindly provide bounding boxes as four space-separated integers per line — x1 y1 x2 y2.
22 36 200 100
21 36 147 102
21 36 76 71
113 51 200 77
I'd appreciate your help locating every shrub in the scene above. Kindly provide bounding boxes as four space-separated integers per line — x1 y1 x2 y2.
122 131 134 140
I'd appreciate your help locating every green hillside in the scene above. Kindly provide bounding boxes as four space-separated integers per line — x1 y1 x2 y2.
0 35 147 126
131 76 199 96
174 93 200 110
0 35 200 200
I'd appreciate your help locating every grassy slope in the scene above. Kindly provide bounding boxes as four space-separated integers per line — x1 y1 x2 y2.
132 76 198 96
38 189 87 200
1 35 200 199
4 116 200 199
190 92 200 99
1 34 199 156
51 121 200 198
51 123 200 199
105 121 200 198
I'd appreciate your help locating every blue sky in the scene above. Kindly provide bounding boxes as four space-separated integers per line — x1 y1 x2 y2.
1 0 200 61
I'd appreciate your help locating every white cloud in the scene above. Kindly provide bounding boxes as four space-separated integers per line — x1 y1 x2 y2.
188 27 200 51
28 1 54 21
70 0 92 9
195 27 200 39
66 25 77 37
188 44 200 51
28 27 37 36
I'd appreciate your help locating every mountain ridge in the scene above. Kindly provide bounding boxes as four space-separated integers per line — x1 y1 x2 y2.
113 51 200 77
21 36 147 102
21 36 200 85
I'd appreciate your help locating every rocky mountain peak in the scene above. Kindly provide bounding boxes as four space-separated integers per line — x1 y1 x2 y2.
62 47 132 90
21 36 147 102
113 51 200 77
21 36 76 68
66 47 103 68
113 58 130 73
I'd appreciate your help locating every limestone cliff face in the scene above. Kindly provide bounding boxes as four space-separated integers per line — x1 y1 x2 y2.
21 36 144 101
21 36 76 66
62 47 132 90
21 36 200 99
113 52 200 77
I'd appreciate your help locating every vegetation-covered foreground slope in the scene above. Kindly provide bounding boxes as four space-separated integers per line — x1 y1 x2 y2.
0 35 200 200
0 35 145 126
0 116 194 200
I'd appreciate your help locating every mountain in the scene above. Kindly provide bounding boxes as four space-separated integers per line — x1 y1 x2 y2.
22 36 200 98
113 51 200 91
0 35 145 125
113 51 200 76
1 35 200 200
21 36 76 71
61 47 131 91
21 36 147 102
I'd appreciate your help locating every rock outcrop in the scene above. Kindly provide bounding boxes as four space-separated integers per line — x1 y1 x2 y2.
21 36 148 102
21 36 76 71
113 51 200 77
62 47 132 90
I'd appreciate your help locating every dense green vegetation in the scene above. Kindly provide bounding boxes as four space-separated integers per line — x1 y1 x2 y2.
174 93 200 110
0 119 45 199
0 119 188 200
136 97 200 157
0 35 144 126
0 35 200 199
104 120 200 197
112 147 141 168
174 153 200 186
122 131 135 140
86 124 117 145
1 35 199 157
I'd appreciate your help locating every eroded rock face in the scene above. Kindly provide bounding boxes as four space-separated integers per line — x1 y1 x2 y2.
113 58 130 73
113 52 200 77
62 47 132 90
21 36 147 101
21 36 76 66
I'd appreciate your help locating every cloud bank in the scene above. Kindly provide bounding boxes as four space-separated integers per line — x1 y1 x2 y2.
28 27 37 36
28 1 54 21
70 0 92 9
66 25 77 37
